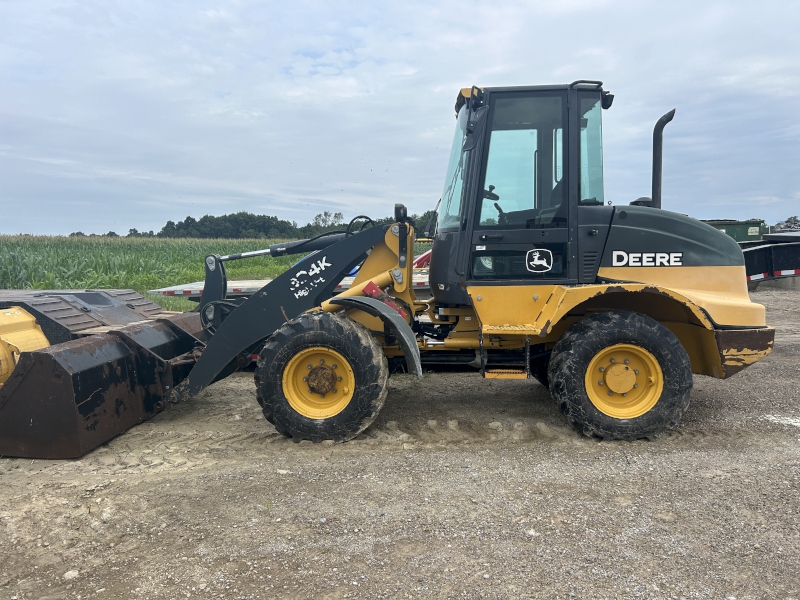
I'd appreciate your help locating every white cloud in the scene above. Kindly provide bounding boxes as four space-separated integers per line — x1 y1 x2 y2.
0 0 798 234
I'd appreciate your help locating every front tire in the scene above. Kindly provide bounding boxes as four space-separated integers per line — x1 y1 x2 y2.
548 310 692 440
255 312 388 442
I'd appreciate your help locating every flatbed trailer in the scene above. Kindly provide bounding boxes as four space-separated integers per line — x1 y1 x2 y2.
741 232 800 284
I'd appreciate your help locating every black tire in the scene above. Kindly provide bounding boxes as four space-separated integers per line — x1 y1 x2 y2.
255 312 388 442
548 310 692 440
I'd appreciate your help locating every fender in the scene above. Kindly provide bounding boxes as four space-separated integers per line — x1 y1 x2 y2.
328 296 422 378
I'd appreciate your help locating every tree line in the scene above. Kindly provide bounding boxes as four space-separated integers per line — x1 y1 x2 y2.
69 212 799 240
69 209 439 240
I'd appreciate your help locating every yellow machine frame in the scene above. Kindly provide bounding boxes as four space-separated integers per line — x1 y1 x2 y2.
319 225 772 381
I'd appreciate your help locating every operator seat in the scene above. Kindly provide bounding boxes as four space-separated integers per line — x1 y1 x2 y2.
535 180 567 227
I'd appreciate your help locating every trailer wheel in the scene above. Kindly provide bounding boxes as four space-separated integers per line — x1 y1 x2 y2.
548 310 692 440
255 312 388 442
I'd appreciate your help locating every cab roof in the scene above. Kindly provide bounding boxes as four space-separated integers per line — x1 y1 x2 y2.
454 81 606 117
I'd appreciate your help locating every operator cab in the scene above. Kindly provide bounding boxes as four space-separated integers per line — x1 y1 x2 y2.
430 81 615 304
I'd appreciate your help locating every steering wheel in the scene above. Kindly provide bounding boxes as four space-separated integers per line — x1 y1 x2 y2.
482 185 506 224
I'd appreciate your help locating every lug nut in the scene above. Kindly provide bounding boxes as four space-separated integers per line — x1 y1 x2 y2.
321 394 325 398
610 358 616 363
634 369 639 374
337 376 342 381
607 391 613 396
307 364 312 369
333 388 337 393
622 393 627 397
332 364 337 369
634 383 638 388
302 377 307 382
320 359 325 364
624 359 630 364
599 367 605 372
598 381 604 386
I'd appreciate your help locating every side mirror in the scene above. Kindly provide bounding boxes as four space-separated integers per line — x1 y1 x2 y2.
462 106 488 152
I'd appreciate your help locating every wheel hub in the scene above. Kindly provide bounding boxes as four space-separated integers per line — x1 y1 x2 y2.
604 363 636 394
307 365 336 395
282 347 355 419
584 343 664 419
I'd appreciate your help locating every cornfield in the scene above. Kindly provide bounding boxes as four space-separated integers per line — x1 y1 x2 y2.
0 236 297 311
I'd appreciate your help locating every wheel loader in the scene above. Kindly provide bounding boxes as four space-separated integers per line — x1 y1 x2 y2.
0 81 775 458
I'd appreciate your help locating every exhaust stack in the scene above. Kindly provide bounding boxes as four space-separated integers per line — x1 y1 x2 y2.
651 109 676 209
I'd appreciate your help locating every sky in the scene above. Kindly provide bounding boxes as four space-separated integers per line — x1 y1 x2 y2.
1 0 798 235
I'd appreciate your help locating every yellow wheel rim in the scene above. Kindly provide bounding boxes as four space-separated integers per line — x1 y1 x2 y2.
282 347 355 419
584 343 664 419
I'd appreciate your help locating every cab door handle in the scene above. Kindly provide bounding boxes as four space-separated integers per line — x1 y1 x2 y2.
479 234 504 240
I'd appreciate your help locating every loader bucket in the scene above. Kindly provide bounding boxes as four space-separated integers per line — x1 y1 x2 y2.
0 312 204 459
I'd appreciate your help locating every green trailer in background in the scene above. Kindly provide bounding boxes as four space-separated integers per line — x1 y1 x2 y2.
703 219 771 242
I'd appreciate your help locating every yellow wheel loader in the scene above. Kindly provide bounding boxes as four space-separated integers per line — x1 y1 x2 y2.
0 81 774 458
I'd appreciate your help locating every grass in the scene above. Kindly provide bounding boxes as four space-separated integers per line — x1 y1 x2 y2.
0 236 435 312
0 236 298 311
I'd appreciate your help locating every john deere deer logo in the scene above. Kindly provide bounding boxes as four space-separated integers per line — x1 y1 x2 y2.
526 249 553 273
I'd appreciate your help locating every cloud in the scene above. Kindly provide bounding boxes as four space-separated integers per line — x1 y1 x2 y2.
0 0 799 234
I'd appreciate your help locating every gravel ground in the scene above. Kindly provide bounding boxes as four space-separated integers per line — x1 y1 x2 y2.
1 289 799 600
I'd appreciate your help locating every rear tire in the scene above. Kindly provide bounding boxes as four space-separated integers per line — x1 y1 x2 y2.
255 312 388 442
548 310 692 440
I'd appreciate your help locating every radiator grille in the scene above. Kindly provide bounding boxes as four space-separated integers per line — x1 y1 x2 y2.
581 251 599 281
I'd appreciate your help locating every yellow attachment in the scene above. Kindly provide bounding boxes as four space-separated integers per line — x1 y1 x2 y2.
321 270 394 312
322 223 417 339
282 347 355 419
584 344 664 419
0 307 50 388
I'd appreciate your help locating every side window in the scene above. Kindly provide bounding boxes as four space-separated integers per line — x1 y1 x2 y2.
579 96 604 205
477 94 566 229
479 129 538 226
552 128 563 187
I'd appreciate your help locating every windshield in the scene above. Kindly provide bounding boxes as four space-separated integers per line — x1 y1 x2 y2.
437 106 470 230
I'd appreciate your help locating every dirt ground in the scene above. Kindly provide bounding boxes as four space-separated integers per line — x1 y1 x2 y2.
1 289 799 600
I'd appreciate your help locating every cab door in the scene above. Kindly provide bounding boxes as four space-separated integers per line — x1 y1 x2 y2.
467 90 576 284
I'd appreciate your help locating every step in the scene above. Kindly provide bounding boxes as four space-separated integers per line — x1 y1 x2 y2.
484 369 528 380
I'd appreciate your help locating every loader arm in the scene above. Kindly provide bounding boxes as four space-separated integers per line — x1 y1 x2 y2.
173 223 394 401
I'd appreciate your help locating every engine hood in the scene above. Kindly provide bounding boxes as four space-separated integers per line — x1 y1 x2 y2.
600 205 744 268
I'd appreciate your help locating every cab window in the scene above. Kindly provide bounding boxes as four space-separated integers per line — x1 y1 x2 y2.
578 95 604 205
477 93 567 229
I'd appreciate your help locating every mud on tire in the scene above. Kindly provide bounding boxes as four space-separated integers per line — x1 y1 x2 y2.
254 312 388 443
548 310 692 440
